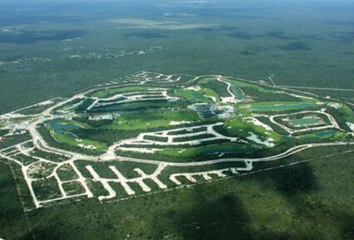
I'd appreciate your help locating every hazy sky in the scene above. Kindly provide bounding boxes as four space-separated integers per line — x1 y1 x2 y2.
2 0 354 3
1 0 353 12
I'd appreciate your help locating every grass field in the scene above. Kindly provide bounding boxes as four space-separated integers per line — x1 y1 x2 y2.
174 89 212 103
158 142 255 159
337 105 354 122
52 133 108 151
89 100 185 112
201 79 231 98
174 89 211 102
104 110 200 131
224 117 284 145
239 101 317 112
91 86 154 98
297 130 347 140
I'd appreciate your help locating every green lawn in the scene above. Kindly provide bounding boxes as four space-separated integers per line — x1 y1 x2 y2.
105 110 200 131
233 80 317 102
238 101 317 112
92 86 153 98
58 119 91 129
199 87 220 102
159 142 254 159
297 130 347 140
174 89 211 102
52 133 108 151
337 104 354 122
200 79 231 98
289 118 321 126
224 117 284 145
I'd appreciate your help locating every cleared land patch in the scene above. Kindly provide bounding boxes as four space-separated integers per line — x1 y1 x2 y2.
0 71 353 210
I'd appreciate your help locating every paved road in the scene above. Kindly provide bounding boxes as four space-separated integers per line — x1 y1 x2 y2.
114 142 354 167
278 86 354 92
4 72 354 169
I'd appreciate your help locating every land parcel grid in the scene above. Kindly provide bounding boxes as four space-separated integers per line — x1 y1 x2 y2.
0 71 353 240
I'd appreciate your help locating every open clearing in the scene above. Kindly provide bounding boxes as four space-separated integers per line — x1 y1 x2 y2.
0 71 353 210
